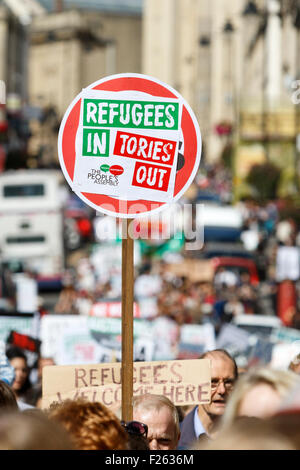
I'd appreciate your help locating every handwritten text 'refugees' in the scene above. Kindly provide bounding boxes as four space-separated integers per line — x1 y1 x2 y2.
56 362 211 407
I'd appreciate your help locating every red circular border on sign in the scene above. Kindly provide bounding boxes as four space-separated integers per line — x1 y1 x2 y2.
61 76 198 216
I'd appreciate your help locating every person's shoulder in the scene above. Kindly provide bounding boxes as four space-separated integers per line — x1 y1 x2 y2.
181 406 197 425
17 400 35 411
178 406 198 448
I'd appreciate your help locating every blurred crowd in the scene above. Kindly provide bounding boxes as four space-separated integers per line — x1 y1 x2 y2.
1 159 300 450
43 161 300 336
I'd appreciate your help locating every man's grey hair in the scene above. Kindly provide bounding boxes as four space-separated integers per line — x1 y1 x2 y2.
132 393 180 438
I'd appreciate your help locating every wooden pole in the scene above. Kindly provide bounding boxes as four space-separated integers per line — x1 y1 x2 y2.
121 218 134 422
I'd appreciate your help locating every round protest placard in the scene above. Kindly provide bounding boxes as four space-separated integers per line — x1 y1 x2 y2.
58 73 201 218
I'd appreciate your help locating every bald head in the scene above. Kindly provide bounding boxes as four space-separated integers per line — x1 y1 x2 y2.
200 349 238 380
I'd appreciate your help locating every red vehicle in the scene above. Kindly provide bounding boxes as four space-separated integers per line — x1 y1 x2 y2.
64 208 93 250
164 255 259 287
211 256 259 286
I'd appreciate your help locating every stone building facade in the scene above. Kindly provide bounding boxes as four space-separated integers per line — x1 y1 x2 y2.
28 8 142 117
142 0 300 196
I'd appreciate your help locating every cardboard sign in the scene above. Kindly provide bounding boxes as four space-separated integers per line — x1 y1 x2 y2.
42 359 211 409
58 73 202 218
165 259 215 283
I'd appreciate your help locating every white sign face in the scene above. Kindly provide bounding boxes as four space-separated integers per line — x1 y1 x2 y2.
276 246 300 281
58 73 202 218
180 323 216 351
72 89 182 203
39 315 154 365
15 275 38 313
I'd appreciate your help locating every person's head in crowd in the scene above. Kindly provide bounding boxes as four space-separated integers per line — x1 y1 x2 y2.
200 350 238 428
132 394 180 450
0 410 75 450
178 349 238 449
267 373 300 449
288 353 300 374
121 420 150 450
37 356 55 383
6 347 32 399
0 380 18 411
193 416 296 450
220 367 300 429
26 384 43 408
24 356 55 408
46 398 128 450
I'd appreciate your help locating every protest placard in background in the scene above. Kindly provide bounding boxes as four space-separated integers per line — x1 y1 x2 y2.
3 312 295 371
0 313 39 343
39 315 154 365
275 246 300 282
177 323 216 359
164 259 215 283
42 358 211 410
89 301 141 318
15 274 39 313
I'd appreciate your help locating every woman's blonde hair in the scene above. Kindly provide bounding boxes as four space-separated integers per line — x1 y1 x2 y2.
194 416 296 450
220 367 300 430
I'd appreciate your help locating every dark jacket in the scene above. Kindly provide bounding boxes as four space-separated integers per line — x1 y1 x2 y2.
178 406 199 449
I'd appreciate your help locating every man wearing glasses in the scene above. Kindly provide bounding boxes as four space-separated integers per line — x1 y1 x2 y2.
178 349 238 449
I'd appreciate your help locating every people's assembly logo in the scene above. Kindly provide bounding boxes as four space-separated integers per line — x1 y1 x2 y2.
87 164 124 186
86 142 185 189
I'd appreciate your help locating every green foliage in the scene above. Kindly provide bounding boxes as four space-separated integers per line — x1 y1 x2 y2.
277 167 298 199
221 143 234 169
246 162 282 203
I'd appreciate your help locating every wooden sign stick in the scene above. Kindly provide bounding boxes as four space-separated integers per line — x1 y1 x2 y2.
121 218 134 422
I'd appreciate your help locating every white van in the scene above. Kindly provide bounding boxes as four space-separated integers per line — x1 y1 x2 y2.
197 203 244 243
0 170 65 278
